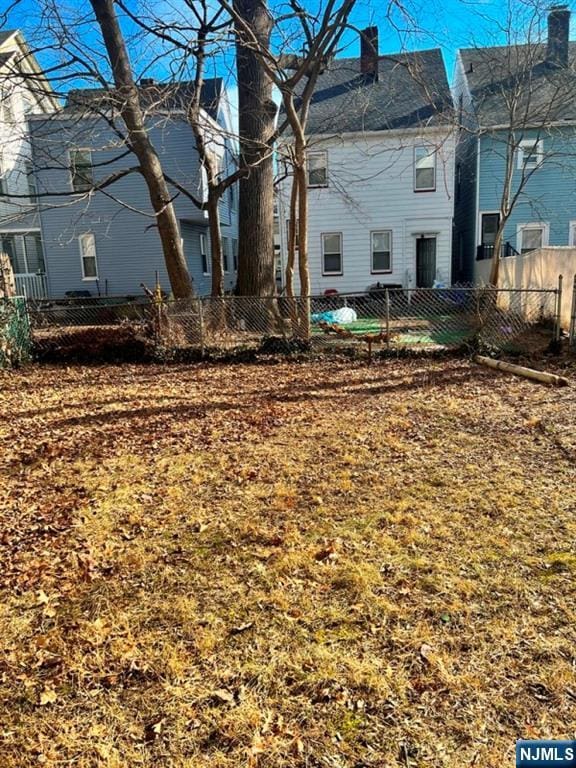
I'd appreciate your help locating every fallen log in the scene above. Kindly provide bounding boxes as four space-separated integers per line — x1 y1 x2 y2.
474 355 570 387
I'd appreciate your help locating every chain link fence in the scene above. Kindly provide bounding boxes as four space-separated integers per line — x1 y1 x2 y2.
24 286 560 363
0 297 31 368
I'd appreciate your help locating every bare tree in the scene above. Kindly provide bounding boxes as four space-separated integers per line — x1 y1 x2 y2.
218 0 358 324
88 0 194 298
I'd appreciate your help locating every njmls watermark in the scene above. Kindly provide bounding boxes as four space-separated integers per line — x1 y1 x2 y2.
516 741 576 767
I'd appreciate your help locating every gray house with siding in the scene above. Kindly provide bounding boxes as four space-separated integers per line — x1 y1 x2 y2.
2 73 238 298
35 80 238 298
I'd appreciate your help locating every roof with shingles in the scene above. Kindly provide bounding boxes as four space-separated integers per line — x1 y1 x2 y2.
459 43 576 126
293 48 452 136
64 78 224 121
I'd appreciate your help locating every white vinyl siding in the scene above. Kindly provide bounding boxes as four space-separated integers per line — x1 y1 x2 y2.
322 232 342 275
414 146 436 191
79 233 98 279
371 230 392 273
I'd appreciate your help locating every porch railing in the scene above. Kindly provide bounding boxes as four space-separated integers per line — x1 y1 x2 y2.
14 273 49 300
476 242 519 261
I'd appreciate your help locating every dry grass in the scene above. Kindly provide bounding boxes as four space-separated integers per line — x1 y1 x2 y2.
0 357 575 767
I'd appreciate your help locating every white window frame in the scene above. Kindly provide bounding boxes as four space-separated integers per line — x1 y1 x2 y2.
321 232 343 276
307 151 328 188
69 148 94 194
370 230 393 274
200 233 210 275
79 232 99 280
414 145 436 192
516 222 549 254
232 238 238 271
517 139 543 171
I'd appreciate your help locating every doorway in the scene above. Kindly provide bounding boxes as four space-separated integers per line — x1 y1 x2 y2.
416 236 437 288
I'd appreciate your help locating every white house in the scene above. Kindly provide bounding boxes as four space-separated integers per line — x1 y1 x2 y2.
0 30 59 298
277 28 455 294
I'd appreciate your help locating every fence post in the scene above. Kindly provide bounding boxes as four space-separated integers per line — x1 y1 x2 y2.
569 274 576 348
385 288 390 350
554 274 563 343
198 297 205 357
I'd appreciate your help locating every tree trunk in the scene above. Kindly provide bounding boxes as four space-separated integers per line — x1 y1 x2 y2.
489 227 504 285
89 0 194 299
207 193 224 297
294 160 310 339
234 0 276 296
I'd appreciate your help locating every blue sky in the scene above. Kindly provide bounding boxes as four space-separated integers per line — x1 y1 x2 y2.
4 0 573 90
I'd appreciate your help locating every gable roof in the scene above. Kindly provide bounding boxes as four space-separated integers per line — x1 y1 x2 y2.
65 78 224 122
459 43 576 126
292 48 452 136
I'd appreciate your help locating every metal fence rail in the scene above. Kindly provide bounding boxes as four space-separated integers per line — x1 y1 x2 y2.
25 286 560 361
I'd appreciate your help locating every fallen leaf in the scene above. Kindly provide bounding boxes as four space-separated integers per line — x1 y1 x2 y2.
39 686 57 706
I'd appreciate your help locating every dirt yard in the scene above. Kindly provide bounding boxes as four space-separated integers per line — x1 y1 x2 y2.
1 358 575 767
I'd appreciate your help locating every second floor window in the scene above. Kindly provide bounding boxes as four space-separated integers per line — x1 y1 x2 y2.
517 139 543 171
414 146 436 191
70 149 94 193
307 151 328 187
233 238 238 271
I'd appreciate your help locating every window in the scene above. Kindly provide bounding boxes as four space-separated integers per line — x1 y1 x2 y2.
517 139 543 170
0 233 45 274
25 161 37 200
222 236 229 272
307 151 328 187
70 149 94 193
232 239 238 271
517 223 547 254
414 146 436 191
79 233 98 279
371 230 392 273
569 221 576 246
322 232 342 275
481 213 499 246
200 233 210 275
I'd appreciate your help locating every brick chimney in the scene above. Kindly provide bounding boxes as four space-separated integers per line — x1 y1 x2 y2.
547 5 570 68
360 26 379 81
